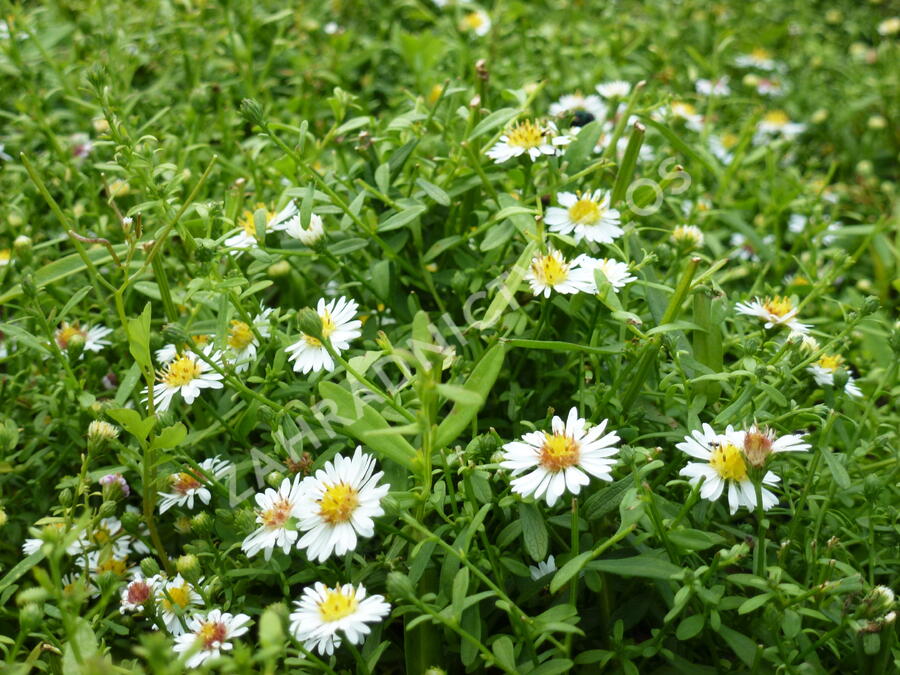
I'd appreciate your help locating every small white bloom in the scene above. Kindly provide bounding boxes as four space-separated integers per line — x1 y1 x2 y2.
285 296 362 374
595 81 631 99
226 308 273 373
668 102 704 132
672 224 704 249
173 609 251 669
54 322 113 356
735 296 810 335
549 94 607 123
524 249 595 298
677 424 780 515
459 9 491 36
756 77 785 96
157 574 204 635
807 354 863 397
735 48 780 71
501 407 621 507
242 476 305 560
545 190 623 244
225 201 298 254
754 110 806 143
486 119 571 163
695 77 730 97
289 582 391 656
295 447 390 563
158 457 233 514
120 573 160 614
281 213 325 246
149 345 225 412
577 256 637 293
529 555 557 581
788 214 807 234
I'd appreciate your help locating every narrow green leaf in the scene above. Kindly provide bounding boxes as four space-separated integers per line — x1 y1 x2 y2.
519 502 548 562
378 205 427 233
469 108 517 141
473 241 537 330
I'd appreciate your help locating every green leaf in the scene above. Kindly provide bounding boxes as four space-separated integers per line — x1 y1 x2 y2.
378 204 427 232
62 618 100 672
738 592 773 615
820 448 851 489
530 659 576 675
318 382 417 471
668 528 725 552
586 554 681 580
491 635 517 672
519 502 548 562
641 116 722 178
716 624 758 668
469 108 518 141
676 614 705 640
451 568 469 622
0 551 44 595
562 120 603 170
416 177 451 206
126 303 152 372
151 423 187 450
582 477 631 520
550 552 592 594
434 343 506 449
106 408 156 443
611 121 645 205
473 241 537 330
435 383 484 406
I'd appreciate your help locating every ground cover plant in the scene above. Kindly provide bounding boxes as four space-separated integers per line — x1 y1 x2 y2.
0 0 898 673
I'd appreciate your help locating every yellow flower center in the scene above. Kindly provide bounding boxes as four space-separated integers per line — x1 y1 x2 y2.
97 557 128 577
171 472 202 494
673 102 696 117
318 588 359 622
532 253 569 287
197 621 227 648
304 310 336 347
0 249 10 264
161 583 192 612
762 296 794 318
539 433 580 472
709 443 747 481
227 320 254 350
817 354 843 372
462 11 486 30
161 355 202 387
751 47 771 60
318 483 360 525
506 120 544 150
764 110 790 126
260 497 294 529
568 198 602 225
239 203 272 236
721 132 739 149
56 323 86 349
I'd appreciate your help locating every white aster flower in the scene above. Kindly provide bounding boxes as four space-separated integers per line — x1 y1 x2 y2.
695 77 730 96
224 201 297 254
754 110 806 143
549 94 607 125
668 101 704 132
486 119 572 163
808 354 863 397
280 212 325 246
120 573 160 614
54 322 113 356
67 516 131 560
545 190 623 244
578 256 637 293
173 609 251 669
595 81 631 99
285 296 362 374
529 555 557 581
158 457 232 514
788 214 808 234
672 224 704 249
524 249 595 298
70 133 94 159
242 476 305 560
226 308 273 373
459 9 491 36
735 296 810 335
677 424 780 515
709 133 739 164
157 574 204 635
82 549 137 581
501 407 621 507
289 582 391 656
756 77 785 96
295 447 390 563
878 17 900 36
149 346 224 412
735 47 780 71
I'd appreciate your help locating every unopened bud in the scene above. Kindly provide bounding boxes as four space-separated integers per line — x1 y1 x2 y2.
240 98 265 127
375 331 393 353
140 557 161 578
742 425 774 469
861 296 880 316
176 554 201 582
120 510 141 535
19 603 44 632
98 500 118 518
100 473 129 500
59 488 74 508
88 421 120 446
386 571 416 600
266 471 285 489
267 260 291 278
13 235 32 263
0 507 7 528
296 307 324 341
190 512 213 536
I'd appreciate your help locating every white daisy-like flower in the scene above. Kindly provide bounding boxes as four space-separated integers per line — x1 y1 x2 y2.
459 9 491 36
54 322 113 355
735 47 781 71
67 516 131 559
549 94 607 125
0 249 10 266
61 573 99 599
709 133 739 164
285 297 362 374
595 81 631 99
486 119 572 163
157 574 204 635
578 256 637 293
242 476 305 560
677 423 780 515
668 102 704 132
788 214 808 234
735 296 810 334
295 447 390 563
21 522 66 556
729 233 774 261
738 424 811 469
279 212 325 246
529 555 557 581
226 308 273 373
545 190 623 244
82 549 137 581
808 354 863 397
173 609 251 669
70 133 94 159
756 77 785 96
695 77 730 96
120 573 160 614
224 201 298 254
501 407 621 507
149 345 225 412
524 249 595 298
289 582 391 656
672 224 704 249
754 110 806 143
158 456 233 514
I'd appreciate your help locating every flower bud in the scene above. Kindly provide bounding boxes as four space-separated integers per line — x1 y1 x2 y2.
19 603 44 632
375 330 393 353
861 296 880 316
59 488 74 508
174 516 192 534
176 554 201 583
742 425 775 469
100 474 129 501
98 500 118 518
234 508 258 534
296 307 324 341
0 507 7 528
266 471 285 489
13 235 32 263
425 669 448 675
17 586 50 606
832 367 850 392
21 274 37 300
140 557 161 578
240 98 265 127
120 510 142 535
191 511 214 536
267 260 291 278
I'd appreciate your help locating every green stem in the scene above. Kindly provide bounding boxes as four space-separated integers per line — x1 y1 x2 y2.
753 480 767 577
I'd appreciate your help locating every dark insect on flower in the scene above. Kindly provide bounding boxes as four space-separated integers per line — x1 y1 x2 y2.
571 110 595 127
